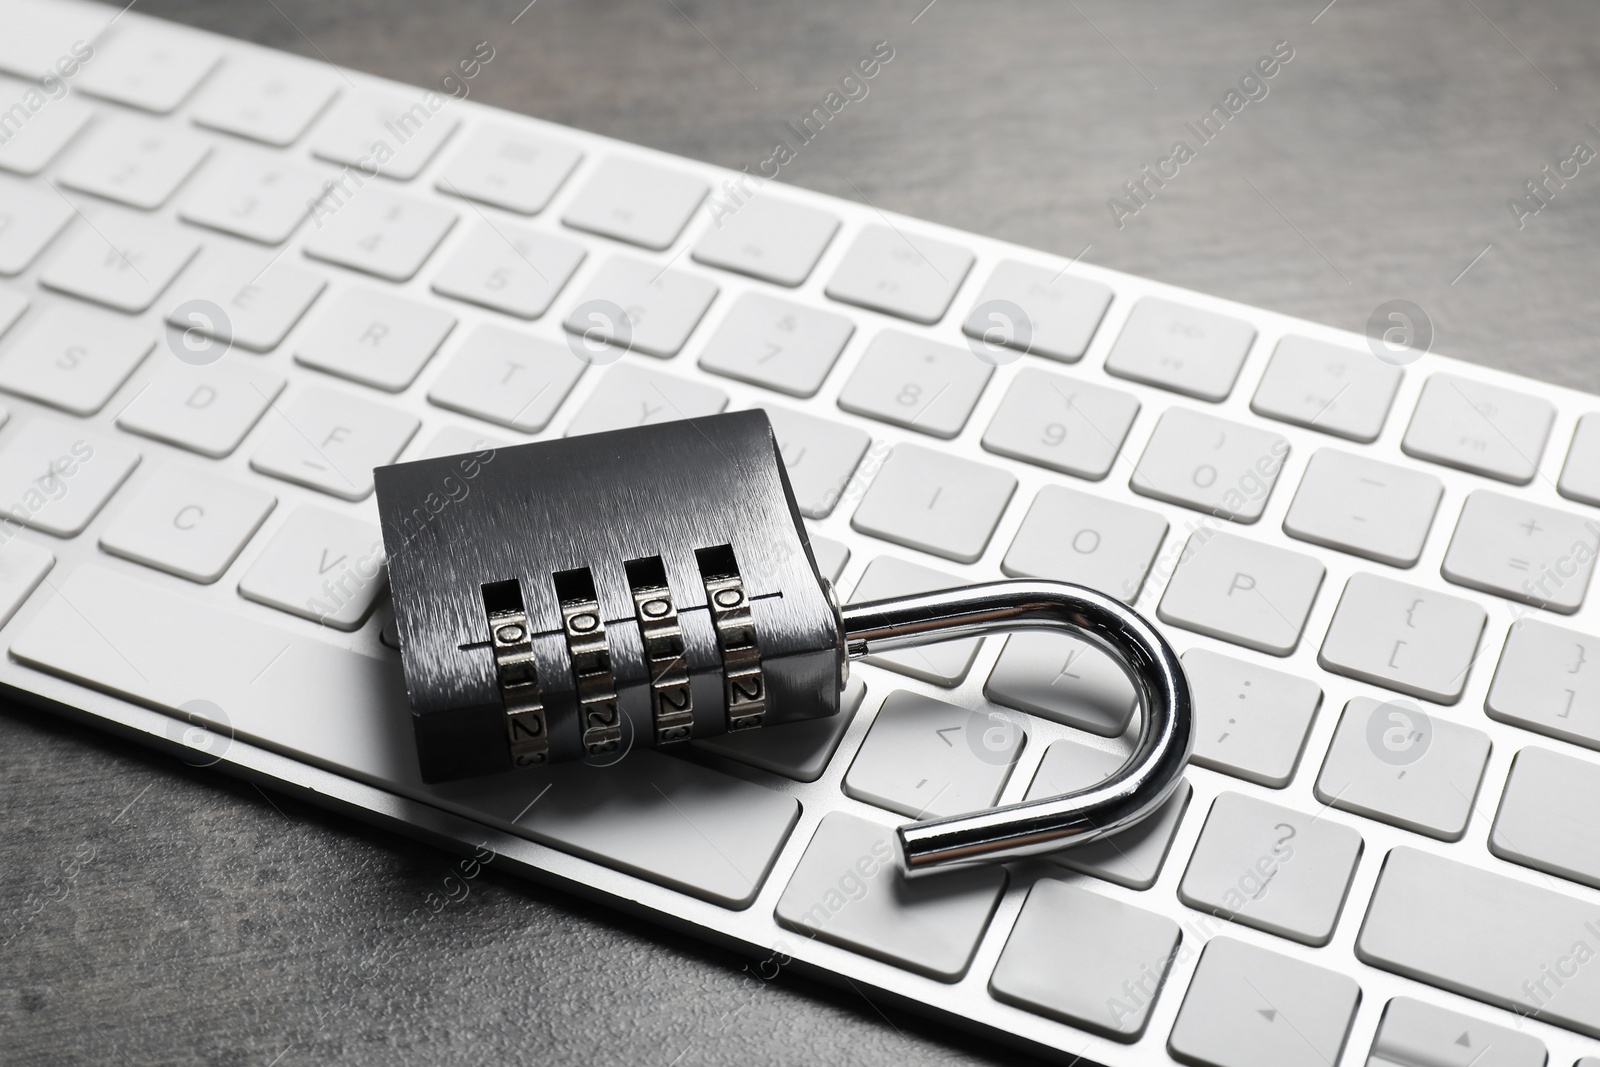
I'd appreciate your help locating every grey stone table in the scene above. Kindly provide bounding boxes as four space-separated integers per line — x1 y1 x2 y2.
6 0 1600 1063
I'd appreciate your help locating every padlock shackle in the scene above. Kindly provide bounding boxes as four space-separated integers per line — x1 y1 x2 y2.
839 579 1193 876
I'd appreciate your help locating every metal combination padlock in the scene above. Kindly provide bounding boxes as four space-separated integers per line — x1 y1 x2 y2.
374 411 1191 873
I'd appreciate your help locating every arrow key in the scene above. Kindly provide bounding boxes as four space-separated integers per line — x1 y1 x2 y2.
1367 996 1545 1067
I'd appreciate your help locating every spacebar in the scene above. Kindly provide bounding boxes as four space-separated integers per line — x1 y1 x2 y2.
1357 847 1600 1038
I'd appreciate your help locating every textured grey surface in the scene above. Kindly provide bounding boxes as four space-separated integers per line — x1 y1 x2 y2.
5 0 1600 1063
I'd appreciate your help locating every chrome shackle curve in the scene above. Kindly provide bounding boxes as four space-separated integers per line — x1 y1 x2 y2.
839 579 1193 876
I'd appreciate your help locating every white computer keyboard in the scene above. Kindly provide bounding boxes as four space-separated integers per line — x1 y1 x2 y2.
2 2 1599 1064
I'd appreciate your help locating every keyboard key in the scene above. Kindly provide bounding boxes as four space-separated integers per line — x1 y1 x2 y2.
1491 746 1600 890
1318 572 1487 704
164 245 326 353
99 464 275 584
850 444 1015 563
0 303 152 415
237 504 386 629
1024 740 1191 889
435 125 582 215
1168 937 1361 1067
1282 448 1443 567
177 150 329 245
430 221 585 320
561 156 707 250
1402 373 1555 484
1157 531 1324 656
39 211 201 313
848 556 982 686
1559 411 1600 507
761 405 869 519
984 631 1136 736
1315 696 1490 841
1442 489 1599 613
1179 791 1362 945
0 178 73 273
1250 334 1403 442
561 256 718 358
427 323 585 432
294 286 456 392
825 224 974 325
697 292 854 397
1130 407 1288 522
250 386 418 501
962 260 1112 363
989 879 1180 1041
1487 619 1600 751
303 186 457 283
980 366 1140 480
56 115 210 209
774 811 1006 980
1358 846 1600 1039
413 424 509 461
0 289 24 337
116 359 284 458
1368 996 1546 1067
0 76 91 175
836 329 992 439
809 536 849 583
0 419 139 536
563 363 727 437
189 58 339 146
76 21 220 113
0 537 52 629
1105 297 1256 401
309 91 461 181
693 676 865 783
844 690 1023 819
1184 649 1322 788
691 194 839 286
1000 485 1168 601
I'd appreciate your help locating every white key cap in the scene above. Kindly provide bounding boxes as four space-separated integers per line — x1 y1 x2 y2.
0 178 73 273
1179 791 1363 945
850 443 1015 563
697 292 854 397
848 556 981 685
990 880 1180 1040
691 194 839 286
560 156 707 250
430 221 585 320
303 186 457 282
1024 740 1192 889
962 260 1112 363
1105 297 1257 401
761 404 869 519
116 359 284 458
980 366 1140 480
0 303 151 415
561 256 718 358
563 364 727 437
76 22 219 113
435 125 582 215
1491 746 1600 890
984 631 1137 736
843 690 1023 819
1316 696 1490 841
427 323 585 432
1130 407 1289 522
413 424 509 461
0 418 139 536
177 150 328 245
1283 448 1443 567
1558 411 1600 507
1000 485 1168 601
189 59 339 146
1442 489 1599 613
0 1 108 81
1369 997 1547 1067
237 504 386 630
0 289 24 337
0 76 92 176
774 811 1006 980
693 676 865 783
309 91 461 181
0 536 52 628
99 464 275 583
250 387 418 501
1184 649 1322 788
164 246 326 353
1487 618 1600 751
836 329 992 439
809 535 849 584
1250 334 1403 442
39 211 200 313
1358 846 1600 1039
1402 373 1555 484
1319 572 1487 703
56 115 210 209
1157 531 1325 656
1169 937 1362 1067
294 286 456 392
825 224 974 325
